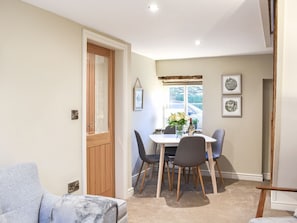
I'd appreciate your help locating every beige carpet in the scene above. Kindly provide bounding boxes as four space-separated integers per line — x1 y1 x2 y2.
126 175 293 223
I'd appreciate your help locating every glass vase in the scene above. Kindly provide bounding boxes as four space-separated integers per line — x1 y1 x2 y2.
175 124 184 138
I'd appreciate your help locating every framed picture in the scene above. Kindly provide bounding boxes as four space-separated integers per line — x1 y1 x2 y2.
133 87 143 111
222 96 242 117
222 74 242 94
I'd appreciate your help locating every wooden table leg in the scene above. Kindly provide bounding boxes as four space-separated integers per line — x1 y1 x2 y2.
207 142 217 194
156 144 165 198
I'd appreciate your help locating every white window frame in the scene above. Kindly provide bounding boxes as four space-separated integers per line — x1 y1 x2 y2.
163 84 203 130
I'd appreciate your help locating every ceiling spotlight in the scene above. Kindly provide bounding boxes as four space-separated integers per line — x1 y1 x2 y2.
195 40 201 46
148 3 159 12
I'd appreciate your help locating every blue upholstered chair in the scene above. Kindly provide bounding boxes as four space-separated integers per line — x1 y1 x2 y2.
206 129 225 185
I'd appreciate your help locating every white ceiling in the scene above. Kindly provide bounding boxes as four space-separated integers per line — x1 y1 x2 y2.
22 0 272 60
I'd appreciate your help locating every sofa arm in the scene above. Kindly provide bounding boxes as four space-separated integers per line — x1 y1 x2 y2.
49 194 118 223
39 192 61 223
255 185 297 218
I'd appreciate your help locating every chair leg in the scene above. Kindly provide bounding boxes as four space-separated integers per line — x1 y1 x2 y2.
134 161 144 188
215 161 224 185
139 162 149 193
150 163 154 179
206 160 224 186
177 167 182 201
166 161 172 191
190 167 197 185
197 166 206 198
162 162 165 184
186 167 190 184
182 167 187 184
161 161 170 186
171 164 175 191
192 167 198 188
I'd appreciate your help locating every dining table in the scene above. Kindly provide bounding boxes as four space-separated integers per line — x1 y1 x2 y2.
149 133 217 198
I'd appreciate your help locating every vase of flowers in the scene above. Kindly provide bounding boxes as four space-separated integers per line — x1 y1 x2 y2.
175 124 184 138
168 112 189 138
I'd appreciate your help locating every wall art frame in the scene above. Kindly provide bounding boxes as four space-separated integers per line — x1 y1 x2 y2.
222 95 242 117
222 74 242 94
133 78 143 111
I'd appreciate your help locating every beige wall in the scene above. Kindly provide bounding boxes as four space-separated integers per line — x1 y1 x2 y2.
130 53 163 178
262 79 273 178
157 55 273 178
0 0 83 194
0 0 132 197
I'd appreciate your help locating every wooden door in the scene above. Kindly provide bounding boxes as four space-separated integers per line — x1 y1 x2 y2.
86 43 115 197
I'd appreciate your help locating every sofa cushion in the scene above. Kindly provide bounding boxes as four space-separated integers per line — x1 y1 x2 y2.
50 194 118 223
0 163 43 223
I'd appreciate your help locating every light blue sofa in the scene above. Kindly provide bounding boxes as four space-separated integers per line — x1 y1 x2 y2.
0 163 127 223
249 216 297 223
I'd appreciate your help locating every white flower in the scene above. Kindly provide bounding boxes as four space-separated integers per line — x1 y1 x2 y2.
168 112 189 126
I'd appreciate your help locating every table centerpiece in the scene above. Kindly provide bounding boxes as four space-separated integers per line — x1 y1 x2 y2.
168 112 189 137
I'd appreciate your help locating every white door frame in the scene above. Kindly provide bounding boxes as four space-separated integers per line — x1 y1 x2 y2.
82 29 133 199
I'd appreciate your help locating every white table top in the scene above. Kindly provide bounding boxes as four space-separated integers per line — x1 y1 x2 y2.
149 133 216 144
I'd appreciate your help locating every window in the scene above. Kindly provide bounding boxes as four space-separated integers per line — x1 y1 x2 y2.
164 85 203 130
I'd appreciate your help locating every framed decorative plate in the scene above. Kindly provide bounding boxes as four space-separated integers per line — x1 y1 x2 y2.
222 74 242 94
222 96 242 117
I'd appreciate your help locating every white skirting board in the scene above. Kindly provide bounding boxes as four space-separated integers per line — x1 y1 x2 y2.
263 172 271 181
131 168 264 185
271 191 297 212
127 187 134 198
200 169 263 182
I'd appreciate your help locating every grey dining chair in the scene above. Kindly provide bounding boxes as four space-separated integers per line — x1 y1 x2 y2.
206 129 225 185
172 136 206 201
164 125 177 157
134 130 171 193
164 125 175 134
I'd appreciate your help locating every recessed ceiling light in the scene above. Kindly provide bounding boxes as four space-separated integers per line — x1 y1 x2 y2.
148 3 159 12
195 40 201 46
